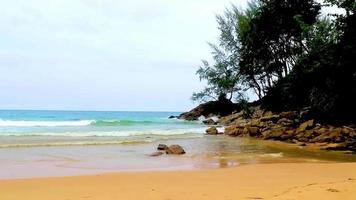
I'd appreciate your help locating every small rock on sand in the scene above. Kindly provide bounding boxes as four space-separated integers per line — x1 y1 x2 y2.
165 145 185 155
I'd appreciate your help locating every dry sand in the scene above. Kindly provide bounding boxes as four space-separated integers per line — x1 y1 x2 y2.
1 162 356 200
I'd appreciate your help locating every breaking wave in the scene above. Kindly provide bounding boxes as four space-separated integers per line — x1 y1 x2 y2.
0 119 161 127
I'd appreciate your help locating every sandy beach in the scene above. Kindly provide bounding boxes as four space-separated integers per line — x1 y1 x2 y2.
1 162 356 200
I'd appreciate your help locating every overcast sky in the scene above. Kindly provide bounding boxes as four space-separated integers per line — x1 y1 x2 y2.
0 0 340 112
0 0 250 111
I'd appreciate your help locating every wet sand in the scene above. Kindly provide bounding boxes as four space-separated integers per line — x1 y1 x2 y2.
1 162 356 200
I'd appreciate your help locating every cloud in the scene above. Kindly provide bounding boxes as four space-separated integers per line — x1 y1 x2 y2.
0 0 247 111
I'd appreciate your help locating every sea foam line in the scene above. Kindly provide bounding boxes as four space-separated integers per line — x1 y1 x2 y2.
0 120 94 127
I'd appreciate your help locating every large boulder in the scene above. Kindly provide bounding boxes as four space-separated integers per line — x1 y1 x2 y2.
219 111 244 125
262 127 287 140
178 97 238 120
224 125 245 136
206 127 219 135
296 119 314 133
311 128 343 143
165 145 186 155
244 126 261 137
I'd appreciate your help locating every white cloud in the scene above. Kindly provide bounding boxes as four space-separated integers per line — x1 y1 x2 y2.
0 0 248 111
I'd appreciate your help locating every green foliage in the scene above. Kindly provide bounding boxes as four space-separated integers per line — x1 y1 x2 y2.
192 6 246 103
193 0 356 122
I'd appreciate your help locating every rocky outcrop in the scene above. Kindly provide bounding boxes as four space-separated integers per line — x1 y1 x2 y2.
220 107 356 152
165 145 186 155
178 97 238 120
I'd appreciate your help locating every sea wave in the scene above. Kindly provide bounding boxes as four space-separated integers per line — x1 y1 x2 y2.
0 119 94 127
92 119 154 126
0 119 160 127
0 128 205 137
0 140 153 148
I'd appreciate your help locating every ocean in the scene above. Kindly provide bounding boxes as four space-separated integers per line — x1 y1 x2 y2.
0 110 204 147
1 110 355 179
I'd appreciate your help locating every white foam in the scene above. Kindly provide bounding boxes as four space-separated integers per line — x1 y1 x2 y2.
0 120 94 127
0 127 206 137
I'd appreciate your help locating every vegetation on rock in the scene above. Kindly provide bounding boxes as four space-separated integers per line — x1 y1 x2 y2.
192 0 356 123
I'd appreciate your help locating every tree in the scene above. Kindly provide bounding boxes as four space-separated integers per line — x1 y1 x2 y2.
238 0 321 99
192 6 247 103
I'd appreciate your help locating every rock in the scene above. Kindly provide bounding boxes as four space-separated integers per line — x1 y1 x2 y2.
224 125 245 136
314 127 329 135
281 130 296 140
277 118 294 126
165 145 186 155
244 126 260 137
149 151 164 156
262 127 287 140
249 119 261 127
203 119 217 125
178 97 238 120
296 119 314 133
206 127 219 135
157 144 168 150
219 111 244 125
311 128 342 143
323 141 356 152
168 115 177 119
260 114 280 122
232 119 249 127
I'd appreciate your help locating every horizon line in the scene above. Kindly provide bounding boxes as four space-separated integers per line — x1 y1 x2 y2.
0 108 184 113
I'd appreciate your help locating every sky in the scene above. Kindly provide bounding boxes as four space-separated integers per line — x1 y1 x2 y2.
0 0 340 112
0 0 249 112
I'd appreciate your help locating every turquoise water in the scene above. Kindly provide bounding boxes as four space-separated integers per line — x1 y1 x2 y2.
0 110 205 147
1 110 356 179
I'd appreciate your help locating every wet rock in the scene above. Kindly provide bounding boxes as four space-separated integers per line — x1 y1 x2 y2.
206 127 219 135
165 145 186 155
168 115 177 119
149 151 164 157
311 128 342 143
262 127 287 140
224 125 245 136
296 119 314 133
244 126 260 137
323 141 356 151
157 144 168 150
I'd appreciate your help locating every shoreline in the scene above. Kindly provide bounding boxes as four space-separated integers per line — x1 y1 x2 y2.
2 136 356 180
1 162 356 200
